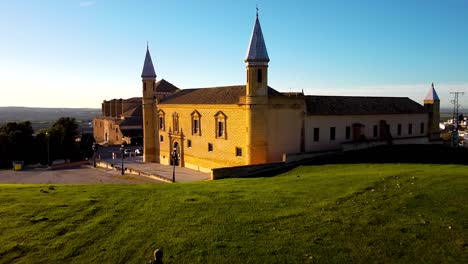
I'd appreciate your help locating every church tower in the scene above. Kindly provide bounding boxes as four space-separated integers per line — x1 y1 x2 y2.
141 45 160 162
423 82 441 141
245 10 269 164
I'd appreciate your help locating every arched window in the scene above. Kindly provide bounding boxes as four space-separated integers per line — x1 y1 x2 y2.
257 69 262 83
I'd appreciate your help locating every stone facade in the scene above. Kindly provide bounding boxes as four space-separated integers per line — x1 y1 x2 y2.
141 13 441 172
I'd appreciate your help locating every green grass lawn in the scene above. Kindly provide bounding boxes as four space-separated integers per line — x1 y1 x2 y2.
1 164 467 263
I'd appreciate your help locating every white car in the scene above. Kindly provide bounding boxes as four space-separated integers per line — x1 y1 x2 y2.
124 149 132 157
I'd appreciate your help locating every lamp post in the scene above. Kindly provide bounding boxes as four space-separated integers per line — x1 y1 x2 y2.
46 132 50 166
171 147 177 183
120 142 125 175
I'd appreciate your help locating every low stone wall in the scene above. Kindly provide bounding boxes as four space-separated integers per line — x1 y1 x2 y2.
212 151 342 180
49 160 90 170
341 137 429 152
95 161 173 183
283 150 341 163
393 136 428 145
342 140 387 152
211 162 286 180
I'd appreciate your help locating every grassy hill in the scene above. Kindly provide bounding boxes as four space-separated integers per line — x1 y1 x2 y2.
0 164 467 263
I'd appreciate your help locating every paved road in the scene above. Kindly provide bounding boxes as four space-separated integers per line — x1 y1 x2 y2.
101 156 211 182
0 166 164 184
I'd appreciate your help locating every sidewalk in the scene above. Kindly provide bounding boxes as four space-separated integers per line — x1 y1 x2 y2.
100 156 211 182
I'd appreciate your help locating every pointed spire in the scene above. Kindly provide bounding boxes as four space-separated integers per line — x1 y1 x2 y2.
424 82 440 101
141 45 157 79
245 8 269 64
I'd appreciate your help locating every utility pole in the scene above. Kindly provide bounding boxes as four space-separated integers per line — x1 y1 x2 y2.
450 92 464 147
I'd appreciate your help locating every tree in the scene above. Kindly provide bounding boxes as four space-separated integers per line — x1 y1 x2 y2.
0 121 36 168
80 133 95 159
50 117 81 162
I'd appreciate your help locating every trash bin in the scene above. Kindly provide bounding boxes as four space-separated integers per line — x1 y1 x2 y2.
12 161 24 171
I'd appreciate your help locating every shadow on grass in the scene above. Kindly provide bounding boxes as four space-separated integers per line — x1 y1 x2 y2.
248 144 468 179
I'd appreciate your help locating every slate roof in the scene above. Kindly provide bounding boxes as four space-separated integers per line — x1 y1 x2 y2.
121 104 142 117
305 96 425 115
160 85 281 105
424 83 440 101
118 117 143 127
141 47 157 78
245 15 269 63
155 79 179 93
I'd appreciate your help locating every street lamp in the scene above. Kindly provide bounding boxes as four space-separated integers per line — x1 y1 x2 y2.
171 146 177 183
45 132 50 166
120 141 125 175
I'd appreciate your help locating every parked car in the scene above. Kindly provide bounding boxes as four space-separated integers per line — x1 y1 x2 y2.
135 149 143 156
124 149 132 157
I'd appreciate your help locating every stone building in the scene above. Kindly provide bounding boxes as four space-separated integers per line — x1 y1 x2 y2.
93 80 179 145
140 12 441 172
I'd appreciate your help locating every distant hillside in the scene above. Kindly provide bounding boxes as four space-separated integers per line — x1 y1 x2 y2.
0 107 101 132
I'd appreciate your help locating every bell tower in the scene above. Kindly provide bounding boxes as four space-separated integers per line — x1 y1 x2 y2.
245 10 269 164
141 45 160 162
423 82 441 141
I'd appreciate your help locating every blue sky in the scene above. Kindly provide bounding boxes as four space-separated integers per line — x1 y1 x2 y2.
0 0 466 109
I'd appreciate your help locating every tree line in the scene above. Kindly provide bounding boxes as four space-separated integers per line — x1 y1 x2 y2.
0 117 94 169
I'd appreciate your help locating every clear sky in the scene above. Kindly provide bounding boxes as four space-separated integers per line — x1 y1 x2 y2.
0 0 467 109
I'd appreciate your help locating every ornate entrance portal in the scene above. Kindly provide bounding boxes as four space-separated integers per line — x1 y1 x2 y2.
169 137 183 167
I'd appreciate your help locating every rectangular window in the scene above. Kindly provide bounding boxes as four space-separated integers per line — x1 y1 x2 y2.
397 124 402 136
420 122 425 134
313 128 320 142
160 135 164 142
330 127 336 141
217 121 224 137
187 140 192 148
159 117 164 130
257 69 262 83
172 113 179 133
236 147 242 157
193 119 199 134
208 143 213 152
345 126 351 140
373 125 378 138
408 123 413 135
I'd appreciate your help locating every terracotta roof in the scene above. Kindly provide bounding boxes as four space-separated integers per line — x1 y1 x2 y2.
124 97 142 103
305 96 425 115
160 85 281 104
155 79 179 93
